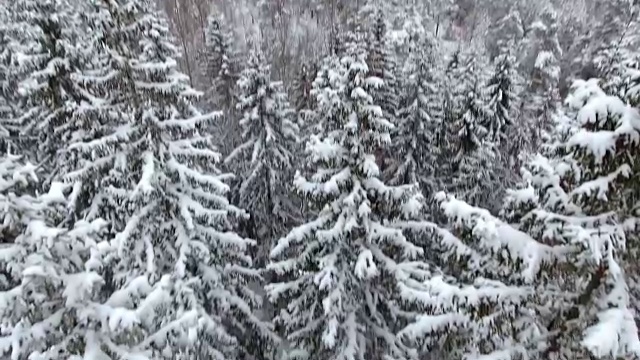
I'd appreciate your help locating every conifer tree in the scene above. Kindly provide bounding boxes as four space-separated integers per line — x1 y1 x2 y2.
291 62 317 130
0 153 39 246
399 191 550 359
625 59 640 107
575 0 638 74
366 7 399 127
201 13 242 154
202 13 239 111
483 53 517 142
388 36 441 200
8 0 88 186
443 53 502 209
487 5 525 61
451 79 500 209
0 5 23 151
225 48 299 264
306 53 343 138
400 79 640 360
62 0 276 358
525 5 562 149
591 13 639 103
500 78 640 359
0 170 107 359
267 32 432 360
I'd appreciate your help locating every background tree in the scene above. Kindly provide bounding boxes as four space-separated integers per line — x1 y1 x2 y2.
387 35 442 204
225 48 300 265
201 13 242 154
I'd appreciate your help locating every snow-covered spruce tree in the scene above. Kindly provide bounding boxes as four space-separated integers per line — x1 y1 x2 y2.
482 52 517 143
365 6 399 128
0 153 40 247
201 13 240 112
303 53 344 143
387 36 441 201
624 57 640 107
498 78 640 359
63 1 277 359
266 33 433 360
0 179 107 359
201 13 242 153
486 5 525 61
482 50 526 188
454 67 488 156
400 78 640 357
575 0 638 75
442 53 502 210
0 131 110 359
452 86 501 211
225 48 299 265
0 4 25 152
8 0 89 185
398 190 553 359
524 5 562 150
591 17 640 105
441 49 462 147
291 61 318 131
594 38 638 101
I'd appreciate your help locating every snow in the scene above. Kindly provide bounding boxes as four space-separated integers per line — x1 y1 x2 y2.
534 50 556 69
577 94 626 125
437 192 561 283
566 79 605 109
571 164 631 201
308 136 344 163
41 181 67 203
26 220 64 241
399 313 469 339
567 93 640 162
354 249 378 279
582 307 640 358
567 129 618 162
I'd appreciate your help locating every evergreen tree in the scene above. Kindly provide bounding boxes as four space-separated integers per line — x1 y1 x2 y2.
591 12 639 102
441 49 462 145
225 48 299 265
306 53 344 138
63 0 276 358
399 191 549 359
499 78 640 359
451 80 500 209
400 80 640 359
455 69 486 154
625 57 640 107
201 13 241 154
525 5 562 150
365 7 399 127
8 0 88 187
0 153 39 246
0 174 107 359
442 53 502 209
267 33 432 360
0 5 23 151
482 51 523 193
575 0 638 74
483 53 517 142
487 5 525 61
291 61 317 130
387 36 441 201
202 13 239 111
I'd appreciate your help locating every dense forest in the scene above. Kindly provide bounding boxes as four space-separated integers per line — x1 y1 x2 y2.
0 0 639 359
